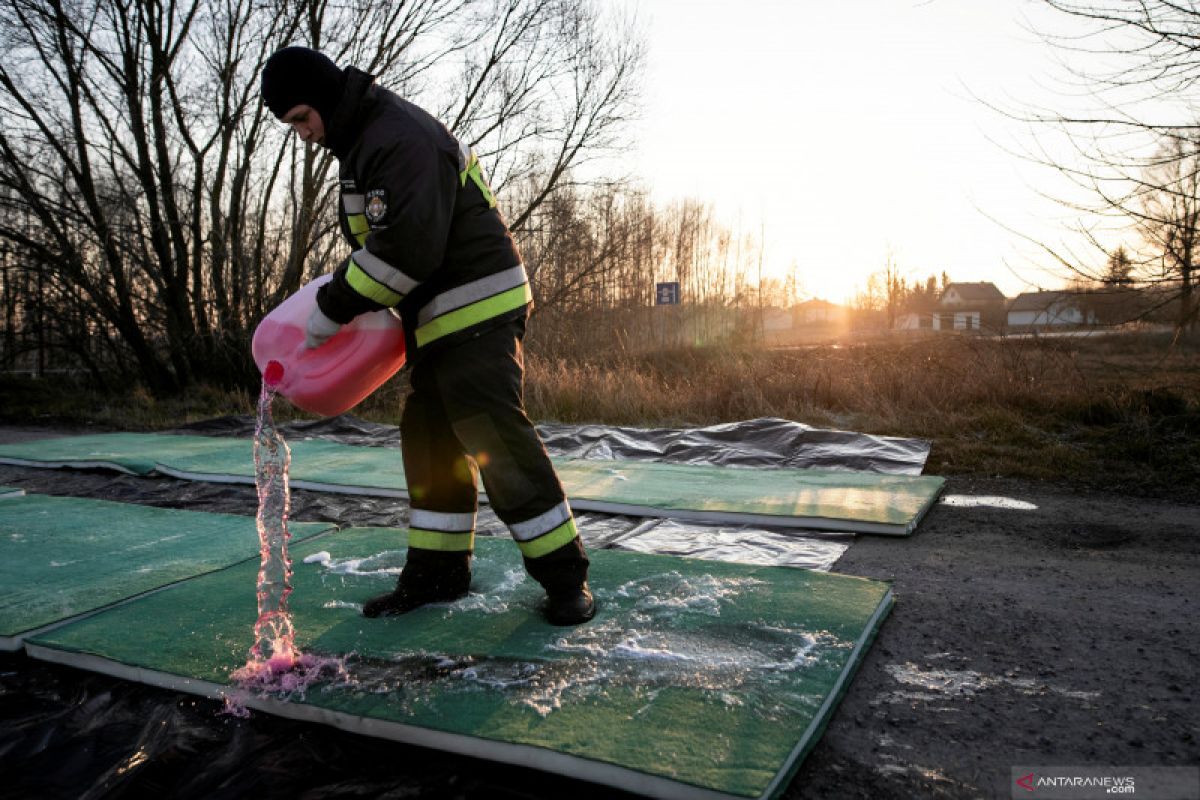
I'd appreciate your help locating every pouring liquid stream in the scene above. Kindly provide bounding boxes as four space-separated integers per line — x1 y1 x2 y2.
230 361 348 699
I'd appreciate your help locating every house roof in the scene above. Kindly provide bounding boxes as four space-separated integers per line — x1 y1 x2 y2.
795 298 841 309
942 282 1006 303
1008 291 1081 312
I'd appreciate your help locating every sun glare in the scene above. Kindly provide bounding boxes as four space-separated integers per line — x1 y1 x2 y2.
625 0 1102 304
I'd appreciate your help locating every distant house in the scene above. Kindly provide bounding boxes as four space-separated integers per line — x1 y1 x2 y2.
1007 291 1097 329
894 281 1007 333
794 298 844 326
939 282 1007 308
894 311 926 331
895 309 984 332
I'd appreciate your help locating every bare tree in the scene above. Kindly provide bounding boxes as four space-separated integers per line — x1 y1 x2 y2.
0 0 645 392
1037 2 1200 104
883 253 903 331
1133 135 1199 327
1010 1 1200 330
516 181 773 358
852 254 908 330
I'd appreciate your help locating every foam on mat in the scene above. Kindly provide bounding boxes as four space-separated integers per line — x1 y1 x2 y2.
27 527 892 799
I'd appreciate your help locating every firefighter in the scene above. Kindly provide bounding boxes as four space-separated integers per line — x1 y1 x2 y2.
260 46 594 626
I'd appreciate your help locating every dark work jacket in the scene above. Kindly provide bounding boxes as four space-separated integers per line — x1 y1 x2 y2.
316 69 529 361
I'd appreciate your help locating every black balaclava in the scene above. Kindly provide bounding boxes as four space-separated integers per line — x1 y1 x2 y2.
260 46 345 127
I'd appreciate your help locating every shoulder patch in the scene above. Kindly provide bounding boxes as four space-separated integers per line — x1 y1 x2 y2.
365 189 388 223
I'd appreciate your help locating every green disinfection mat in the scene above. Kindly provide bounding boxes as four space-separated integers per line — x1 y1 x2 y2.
0 433 944 535
163 435 410 496
0 433 408 494
27 528 892 800
0 432 238 475
556 459 942 535
0 494 334 650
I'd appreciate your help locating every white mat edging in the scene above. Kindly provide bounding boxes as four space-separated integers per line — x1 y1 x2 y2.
24 643 758 800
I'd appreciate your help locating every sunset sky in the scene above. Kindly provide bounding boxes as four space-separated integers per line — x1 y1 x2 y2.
621 0 1128 303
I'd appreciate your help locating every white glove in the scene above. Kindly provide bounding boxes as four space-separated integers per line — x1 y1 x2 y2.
305 306 342 349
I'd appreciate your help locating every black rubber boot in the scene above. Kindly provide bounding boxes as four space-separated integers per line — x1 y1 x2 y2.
525 536 595 626
544 582 596 626
362 549 471 618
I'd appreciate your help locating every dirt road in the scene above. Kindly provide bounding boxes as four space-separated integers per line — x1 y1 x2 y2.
794 476 1199 798
0 424 1196 799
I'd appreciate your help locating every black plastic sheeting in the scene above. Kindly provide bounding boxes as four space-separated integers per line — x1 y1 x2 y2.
612 518 854 568
173 414 931 475
537 418 929 474
169 414 877 567
0 416 921 798
0 417 873 566
0 650 641 800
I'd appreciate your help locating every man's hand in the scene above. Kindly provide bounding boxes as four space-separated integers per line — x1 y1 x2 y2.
305 306 342 349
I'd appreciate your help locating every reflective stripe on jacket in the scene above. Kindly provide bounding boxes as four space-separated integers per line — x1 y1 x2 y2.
317 69 528 357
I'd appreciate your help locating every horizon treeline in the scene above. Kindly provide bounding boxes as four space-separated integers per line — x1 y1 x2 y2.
0 0 811 391
3 0 1198 396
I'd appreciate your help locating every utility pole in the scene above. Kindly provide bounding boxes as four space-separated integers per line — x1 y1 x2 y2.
757 221 765 344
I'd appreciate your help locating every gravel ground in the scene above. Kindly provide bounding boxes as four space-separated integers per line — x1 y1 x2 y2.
792 476 1199 799
0 425 1196 799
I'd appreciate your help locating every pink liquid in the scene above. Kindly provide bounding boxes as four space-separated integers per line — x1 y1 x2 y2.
251 274 405 417
231 379 298 684
251 320 405 417
231 380 348 695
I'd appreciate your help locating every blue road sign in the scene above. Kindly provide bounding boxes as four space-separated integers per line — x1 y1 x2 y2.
656 281 680 305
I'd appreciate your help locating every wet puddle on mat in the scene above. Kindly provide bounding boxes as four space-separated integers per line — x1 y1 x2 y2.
319 571 854 720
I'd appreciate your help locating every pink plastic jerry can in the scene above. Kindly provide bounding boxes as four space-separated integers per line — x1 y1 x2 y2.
252 274 406 417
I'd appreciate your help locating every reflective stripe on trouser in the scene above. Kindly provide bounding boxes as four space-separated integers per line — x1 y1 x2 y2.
407 509 476 553
402 385 479 560
393 424 476 596
400 318 588 592
509 500 577 559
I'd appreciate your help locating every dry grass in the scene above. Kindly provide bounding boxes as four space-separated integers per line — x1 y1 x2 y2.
2 331 1196 499
526 333 1195 422
0 379 259 430
521 332 1200 498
